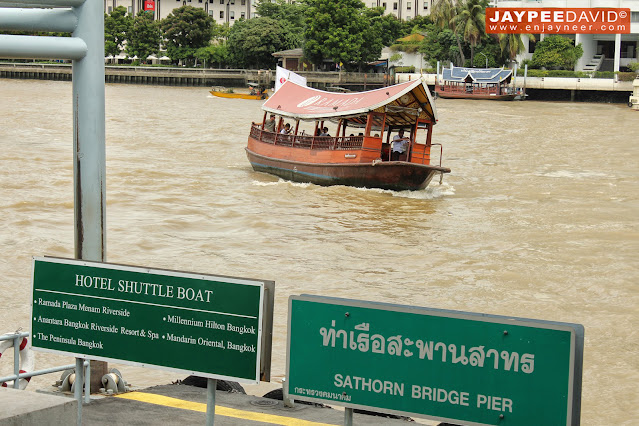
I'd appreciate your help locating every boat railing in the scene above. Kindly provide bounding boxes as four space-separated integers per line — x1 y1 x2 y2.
410 143 444 167
251 125 364 151
439 84 505 95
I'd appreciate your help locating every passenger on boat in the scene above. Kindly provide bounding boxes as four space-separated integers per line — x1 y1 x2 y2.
280 123 291 134
391 130 410 161
319 127 330 137
265 114 276 132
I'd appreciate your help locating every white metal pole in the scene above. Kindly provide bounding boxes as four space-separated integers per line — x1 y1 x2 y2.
206 378 217 425
72 0 108 391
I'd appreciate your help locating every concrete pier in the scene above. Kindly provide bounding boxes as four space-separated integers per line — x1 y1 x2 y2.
0 384 429 425
0 387 77 425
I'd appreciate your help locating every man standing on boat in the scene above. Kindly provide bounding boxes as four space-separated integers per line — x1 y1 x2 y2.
391 130 410 161
265 114 276 132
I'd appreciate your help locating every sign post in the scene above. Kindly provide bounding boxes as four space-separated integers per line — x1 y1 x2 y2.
287 295 583 426
31 257 274 385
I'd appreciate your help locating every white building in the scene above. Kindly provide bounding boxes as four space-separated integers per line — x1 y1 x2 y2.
104 0 432 27
492 0 639 71
104 0 256 26
366 0 433 20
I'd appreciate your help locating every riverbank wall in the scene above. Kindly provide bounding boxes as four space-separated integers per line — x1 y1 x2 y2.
0 63 388 91
1 63 633 102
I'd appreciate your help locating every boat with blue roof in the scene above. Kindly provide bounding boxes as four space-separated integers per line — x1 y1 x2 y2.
435 66 521 100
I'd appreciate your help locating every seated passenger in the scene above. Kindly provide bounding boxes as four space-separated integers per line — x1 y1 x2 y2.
391 129 410 161
319 127 330 137
280 123 291 134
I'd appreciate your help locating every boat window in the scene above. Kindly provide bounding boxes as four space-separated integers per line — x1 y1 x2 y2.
413 121 431 145
366 112 385 138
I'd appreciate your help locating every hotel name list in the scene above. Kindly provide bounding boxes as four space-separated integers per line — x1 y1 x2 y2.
33 273 258 355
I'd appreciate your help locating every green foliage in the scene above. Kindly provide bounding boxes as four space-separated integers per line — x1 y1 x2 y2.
212 23 231 42
627 62 639 72
160 6 213 65
452 0 485 66
499 33 534 62
420 26 463 66
399 15 433 37
617 72 637 81
395 66 415 73
472 43 501 68
227 17 297 69
126 11 161 62
195 44 229 68
368 10 403 47
513 69 636 80
303 0 384 69
530 35 583 70
255 0 305 48
104 6 132 57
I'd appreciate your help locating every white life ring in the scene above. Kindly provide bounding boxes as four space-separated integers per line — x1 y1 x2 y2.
0 336 35 390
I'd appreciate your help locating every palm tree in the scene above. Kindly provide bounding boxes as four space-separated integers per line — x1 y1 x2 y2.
453 0 485 66
499 33 536 64
431 0 459 30
431 0 465 65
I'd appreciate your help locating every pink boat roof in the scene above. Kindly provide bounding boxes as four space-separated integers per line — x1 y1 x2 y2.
262 79 438 125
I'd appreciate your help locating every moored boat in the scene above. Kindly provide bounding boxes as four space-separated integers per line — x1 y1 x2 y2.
436 66 520 100
210 83 268 100
245 79 450 191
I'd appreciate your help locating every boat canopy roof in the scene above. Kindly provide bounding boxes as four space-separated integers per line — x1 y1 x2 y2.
262 79 437 128
442 67 512 84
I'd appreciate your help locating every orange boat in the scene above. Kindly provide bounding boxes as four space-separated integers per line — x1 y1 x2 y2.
210 83 268 100
246 79 450 191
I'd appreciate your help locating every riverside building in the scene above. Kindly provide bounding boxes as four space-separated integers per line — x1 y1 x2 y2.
104 0 434 26
490 0 639 72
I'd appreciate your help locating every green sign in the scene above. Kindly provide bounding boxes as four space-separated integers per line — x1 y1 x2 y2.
287 295 583 426
31 257 274 384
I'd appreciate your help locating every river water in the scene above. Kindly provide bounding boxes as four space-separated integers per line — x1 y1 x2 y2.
0 79 637 424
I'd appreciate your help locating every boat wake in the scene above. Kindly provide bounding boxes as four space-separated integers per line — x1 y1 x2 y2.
537 170 607 179
251 178 455 199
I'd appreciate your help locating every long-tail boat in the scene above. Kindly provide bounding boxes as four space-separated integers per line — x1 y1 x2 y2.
210 83 269 100
435 66 520 100
245 79 450 191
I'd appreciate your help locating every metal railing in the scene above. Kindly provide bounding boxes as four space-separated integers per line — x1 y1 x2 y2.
0 332 90 404
0 0 108 408
250 125 365 151
409 143 444 167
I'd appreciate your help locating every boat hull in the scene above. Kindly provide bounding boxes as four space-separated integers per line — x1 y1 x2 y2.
246 148 448 191
435 91 517 101
210 91 267 100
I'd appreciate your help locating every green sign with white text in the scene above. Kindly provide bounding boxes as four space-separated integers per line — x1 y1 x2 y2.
31 257 273 384
287 295 583 426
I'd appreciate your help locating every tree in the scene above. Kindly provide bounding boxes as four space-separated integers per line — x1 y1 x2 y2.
255 0 306 47
400 15 433 37
160 6 213 65
226 17 297 69
419 25 462 67
104 6 131 58
531 35 583 70
498 33 535 64
453 0 485 66
126 10 161 63
431 0 465 65
373 11 404 47
303 0 377 69
195 44 229 68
